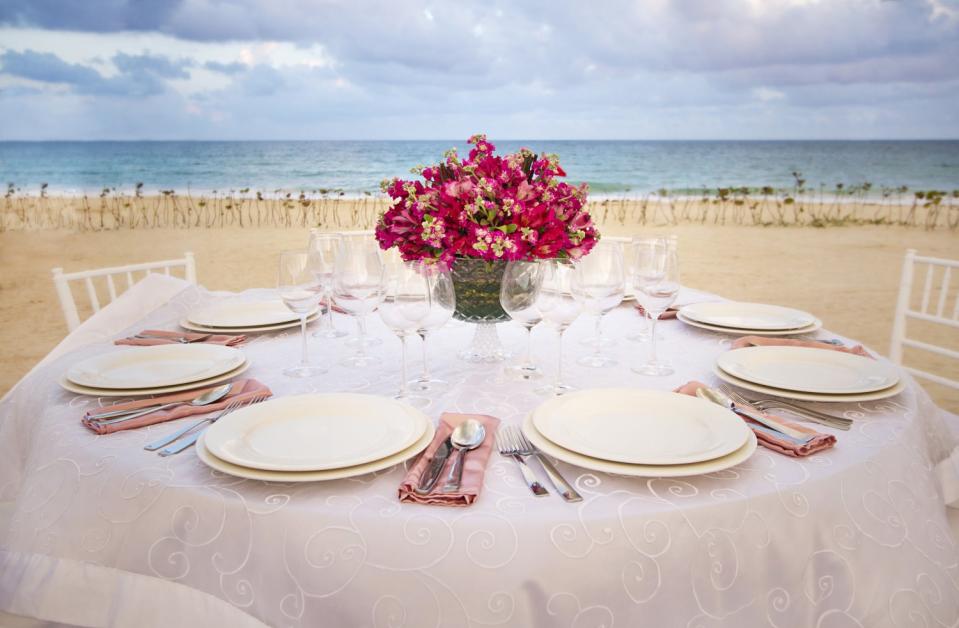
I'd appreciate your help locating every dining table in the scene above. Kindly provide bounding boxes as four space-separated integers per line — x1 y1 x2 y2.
1 275 958 628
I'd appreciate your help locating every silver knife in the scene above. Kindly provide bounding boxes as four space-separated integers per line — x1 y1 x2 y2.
414 437 452 495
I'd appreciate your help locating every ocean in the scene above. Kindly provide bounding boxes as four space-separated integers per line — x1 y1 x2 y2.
1 140 957 199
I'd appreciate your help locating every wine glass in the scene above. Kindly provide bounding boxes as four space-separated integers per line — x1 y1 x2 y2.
308 230 347 339
410 263 455 392
534 260 583 395
378 262 431 407
574 240 625 367
500 260 545 380
631 237 680 376
333 235 385 367
277 250 328 378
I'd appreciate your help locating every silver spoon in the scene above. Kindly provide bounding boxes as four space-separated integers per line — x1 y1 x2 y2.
697 387 811 442
442 419 486 493
91 383 234 426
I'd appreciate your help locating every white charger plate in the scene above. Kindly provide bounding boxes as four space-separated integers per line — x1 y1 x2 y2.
677 311 822 336
712 365 905 403
59 360 250 397
532 389 751 465
680 302 817 331
187 300 318 328
67 344 246 389
179 312 320 334
195 422 435 482
523 414 758 478
204 393 431 471
717 346 900 394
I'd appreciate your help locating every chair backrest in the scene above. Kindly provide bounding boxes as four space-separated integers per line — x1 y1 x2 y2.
889 249 959 391
52 252 197 332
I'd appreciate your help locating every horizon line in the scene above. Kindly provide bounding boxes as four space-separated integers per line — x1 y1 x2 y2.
2 138 959 143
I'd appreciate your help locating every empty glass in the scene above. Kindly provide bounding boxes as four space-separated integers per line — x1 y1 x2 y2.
308 230 347 339
574 240 625 367
378 262 431 407
410 263 455 392
277 250 328 378
534 260 583 395
631 237 680 376
500 260 545 380
333 235 385 367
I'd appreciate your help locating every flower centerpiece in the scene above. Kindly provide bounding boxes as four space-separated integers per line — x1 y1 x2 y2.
375 134 599 361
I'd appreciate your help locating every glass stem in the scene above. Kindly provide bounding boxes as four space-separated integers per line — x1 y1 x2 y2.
419 331 430 380
300 315 309 365
594 314 603 356
524 324 534 367
325 288 336 330
648 314 659 365
399 334 408 398
356 316 368 357
556 327 565 389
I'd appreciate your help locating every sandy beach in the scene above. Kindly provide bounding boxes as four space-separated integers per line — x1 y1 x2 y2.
1 197 956 411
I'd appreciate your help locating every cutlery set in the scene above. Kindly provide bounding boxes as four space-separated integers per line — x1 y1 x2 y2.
497 426 582 502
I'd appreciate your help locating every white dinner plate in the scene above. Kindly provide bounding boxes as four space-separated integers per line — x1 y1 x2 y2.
187 300 318 328
680 302 817 331
66 344 246 389
204 393 430 471
677 312 822 336
195 421 435 482
532 389 751 465
523 414 758 478
59 360 250 397
717 346 900 394
179 312 321 334
712 365 905 403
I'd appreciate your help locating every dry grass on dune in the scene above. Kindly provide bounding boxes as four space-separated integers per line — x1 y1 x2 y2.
1 206 956 411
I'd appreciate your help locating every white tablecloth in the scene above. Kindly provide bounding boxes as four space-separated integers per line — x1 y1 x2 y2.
2 283 958 628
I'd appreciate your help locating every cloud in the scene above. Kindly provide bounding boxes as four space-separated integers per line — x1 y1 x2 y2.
113 51 192 79
204 60 246 74
0 49 103 86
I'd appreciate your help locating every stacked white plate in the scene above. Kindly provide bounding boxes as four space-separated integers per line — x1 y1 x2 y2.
60 344 250 396
180 299 320 333
678 302 822 336
195 393 435 481
522 389 757 477
714 346 904 402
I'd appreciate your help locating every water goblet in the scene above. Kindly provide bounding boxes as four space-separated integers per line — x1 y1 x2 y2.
333 235 385 367
534 260 583 396
574 240 625 367
277 250 328 378
631 237 680 376
308 230 347 339
378 262 431 407
500 260 545 380
410 262 455 392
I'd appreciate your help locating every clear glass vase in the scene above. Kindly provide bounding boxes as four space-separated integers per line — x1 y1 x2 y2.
451 258 511 363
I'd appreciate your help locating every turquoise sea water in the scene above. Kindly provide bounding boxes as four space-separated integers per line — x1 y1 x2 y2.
1 140 957 198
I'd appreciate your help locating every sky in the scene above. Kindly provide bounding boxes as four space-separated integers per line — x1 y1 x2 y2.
0 0 958 140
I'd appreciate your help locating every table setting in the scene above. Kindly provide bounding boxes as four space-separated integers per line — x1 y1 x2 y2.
2 136 958 627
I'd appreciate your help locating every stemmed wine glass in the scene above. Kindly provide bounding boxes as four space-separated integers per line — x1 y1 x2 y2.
500 260 545 380
410 264 455 392
631 237 680 376
378 262 431 407
308 230 347 339
333 235 385 367
277 250 328 378
574 240 625 367
534 260 583 395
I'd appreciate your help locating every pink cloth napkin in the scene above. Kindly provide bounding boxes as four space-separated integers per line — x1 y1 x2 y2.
82 378 272 435
398 412 500 506
635 304 679 320
115 329 246 346
731 335 871 358
675 380 836 457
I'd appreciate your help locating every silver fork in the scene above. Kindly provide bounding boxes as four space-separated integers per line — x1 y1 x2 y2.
720 385 852 431
153 395 267 456
496 428 548 497
511 428 582 503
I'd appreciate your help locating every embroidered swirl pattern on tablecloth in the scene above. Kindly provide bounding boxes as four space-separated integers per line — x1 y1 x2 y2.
0 286 957 627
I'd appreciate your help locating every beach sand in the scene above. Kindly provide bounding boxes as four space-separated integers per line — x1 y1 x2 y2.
1 199 956 411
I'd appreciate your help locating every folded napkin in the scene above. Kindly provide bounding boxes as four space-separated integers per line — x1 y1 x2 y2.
731 335 871 358
115 329 246 347
318 299 348 315
82 378 272 435
398 412 500 506
675 381 836 457
635 304 679 320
